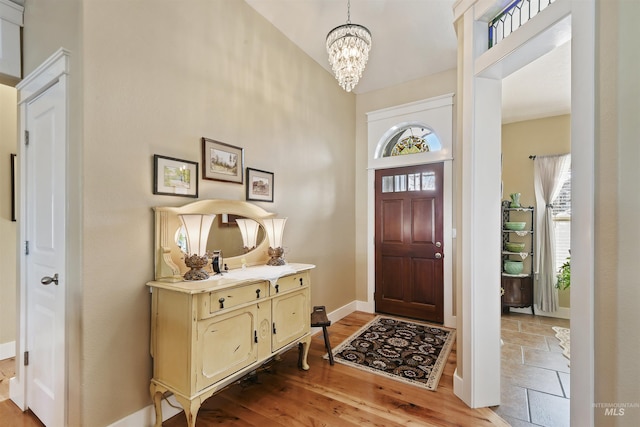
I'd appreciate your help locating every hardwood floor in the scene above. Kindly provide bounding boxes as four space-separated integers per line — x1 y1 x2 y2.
0 312 509 426
163 311 508 427
0 357 45 426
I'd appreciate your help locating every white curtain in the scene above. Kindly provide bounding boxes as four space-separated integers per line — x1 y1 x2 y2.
534 154 571 312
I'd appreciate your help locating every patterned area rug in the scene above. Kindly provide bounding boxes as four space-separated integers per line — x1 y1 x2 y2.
331 316 456 391
552 326 570 360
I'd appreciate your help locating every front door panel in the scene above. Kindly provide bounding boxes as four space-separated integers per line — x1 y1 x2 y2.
375 163 444 322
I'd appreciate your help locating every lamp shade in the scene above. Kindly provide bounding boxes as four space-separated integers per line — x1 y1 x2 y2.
235 218 260 250
263 218 287 249
179 214 215 255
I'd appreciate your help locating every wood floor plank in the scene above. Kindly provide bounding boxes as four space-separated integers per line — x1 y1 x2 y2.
0 400 44 427
164 312 509 427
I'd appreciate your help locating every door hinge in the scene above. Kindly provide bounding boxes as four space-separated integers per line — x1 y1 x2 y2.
25 130 29 146
24 351 29 366
25 241 29 255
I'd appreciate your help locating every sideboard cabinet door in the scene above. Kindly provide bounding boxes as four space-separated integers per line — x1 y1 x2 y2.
271 288 310 351
196 305 258 391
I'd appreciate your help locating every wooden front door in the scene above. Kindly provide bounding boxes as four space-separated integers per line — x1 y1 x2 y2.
375 163 444 323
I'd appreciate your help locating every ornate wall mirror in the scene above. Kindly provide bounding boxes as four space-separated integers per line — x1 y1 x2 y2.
174 214 267 258
154 199 275 282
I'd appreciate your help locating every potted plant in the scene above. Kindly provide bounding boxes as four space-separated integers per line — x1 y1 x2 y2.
556 254 571 290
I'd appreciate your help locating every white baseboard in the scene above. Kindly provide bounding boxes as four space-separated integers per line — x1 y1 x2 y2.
453 368 469 406
445 315 457 329
356 299 375 313
310 301 357 335
106 393 182 427
0 341 15 360
510 305 571 319
327 301 358 323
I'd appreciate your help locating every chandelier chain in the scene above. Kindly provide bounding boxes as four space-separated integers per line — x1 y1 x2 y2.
347 0 351 24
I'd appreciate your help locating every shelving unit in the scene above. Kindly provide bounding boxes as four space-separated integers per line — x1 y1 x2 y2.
501 200 535 314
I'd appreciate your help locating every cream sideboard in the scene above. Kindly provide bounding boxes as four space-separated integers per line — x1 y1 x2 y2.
148 263 314 427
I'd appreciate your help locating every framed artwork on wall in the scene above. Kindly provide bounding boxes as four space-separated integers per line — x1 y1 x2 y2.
246 167 274 202
153 154 199 198
202 137 244 183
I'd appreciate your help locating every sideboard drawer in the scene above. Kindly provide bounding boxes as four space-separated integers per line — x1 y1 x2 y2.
199 281 268 319
271 271 309 295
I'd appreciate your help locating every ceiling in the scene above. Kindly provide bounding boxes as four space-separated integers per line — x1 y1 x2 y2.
245 0 570 123
9 0 569 122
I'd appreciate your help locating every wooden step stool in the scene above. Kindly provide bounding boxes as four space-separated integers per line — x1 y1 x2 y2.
311 306 334 365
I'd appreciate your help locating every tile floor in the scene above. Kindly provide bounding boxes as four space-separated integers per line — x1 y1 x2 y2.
0 357 15 402
492 311 571 427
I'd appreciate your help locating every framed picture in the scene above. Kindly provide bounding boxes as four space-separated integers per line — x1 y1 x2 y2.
153 155 199 198
219 213 242 226
246 167 274 202
202 137 244 183
10 153 16 221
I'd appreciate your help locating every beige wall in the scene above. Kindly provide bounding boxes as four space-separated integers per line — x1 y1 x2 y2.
354 69 458 303
595 0 640 424
15 0 640 425
502 115 571 308
24 0 355 425
0 84 17 350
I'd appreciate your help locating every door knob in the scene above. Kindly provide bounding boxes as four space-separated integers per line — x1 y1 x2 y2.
435 241 442 248
435 253 442 259
41 274 59 286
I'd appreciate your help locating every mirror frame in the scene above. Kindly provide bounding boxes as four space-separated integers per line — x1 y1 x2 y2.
153 199 275 282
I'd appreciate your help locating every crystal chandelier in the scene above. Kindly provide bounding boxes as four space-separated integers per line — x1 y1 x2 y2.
326 0 372 92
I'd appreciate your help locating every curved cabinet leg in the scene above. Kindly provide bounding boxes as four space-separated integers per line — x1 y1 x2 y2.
149 382 166 427
298 335 311 371
174 394 202 427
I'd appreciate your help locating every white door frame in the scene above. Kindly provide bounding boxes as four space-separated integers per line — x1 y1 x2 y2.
362 95 456 329
453 0 594 425
10 49 70 421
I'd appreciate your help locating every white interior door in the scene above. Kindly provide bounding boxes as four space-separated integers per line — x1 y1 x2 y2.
24 78 66 427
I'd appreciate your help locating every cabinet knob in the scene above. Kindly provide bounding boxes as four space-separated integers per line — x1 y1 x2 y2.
256 289 261 299
219 297 225 309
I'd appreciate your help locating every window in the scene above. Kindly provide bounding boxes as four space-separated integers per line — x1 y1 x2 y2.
381 172 436 193
553 170 571 267
380 125 442 158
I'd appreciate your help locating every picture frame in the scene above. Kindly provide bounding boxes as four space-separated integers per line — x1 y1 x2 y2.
10 153 16 221
219 213 242 226
246 167 274 202
202 137 244 184
153 154 199 198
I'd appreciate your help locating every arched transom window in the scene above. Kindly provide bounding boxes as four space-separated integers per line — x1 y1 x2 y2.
380 125 442 158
